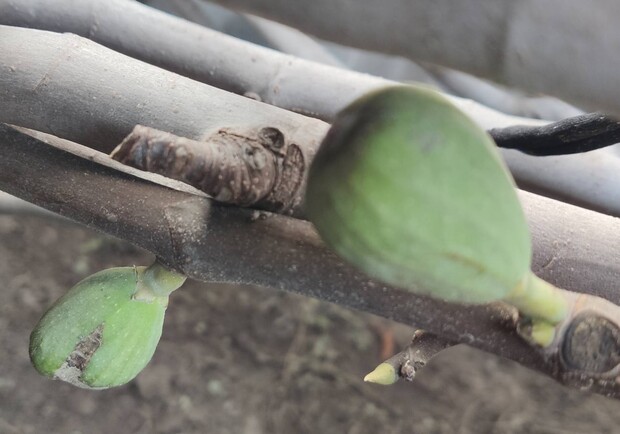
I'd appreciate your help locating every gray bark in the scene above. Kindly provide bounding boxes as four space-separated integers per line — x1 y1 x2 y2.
0 26 327 154
205 0 620 116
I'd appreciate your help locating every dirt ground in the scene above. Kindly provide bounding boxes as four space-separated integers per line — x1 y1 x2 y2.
1 214 620 434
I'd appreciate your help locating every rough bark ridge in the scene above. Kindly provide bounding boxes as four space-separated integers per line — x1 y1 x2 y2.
113 126 307 215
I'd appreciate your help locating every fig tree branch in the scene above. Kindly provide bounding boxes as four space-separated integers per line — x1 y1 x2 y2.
365 331 457 385
0 25 328 155
203 0 620 116
4 123 620 398
107 124 620 331
488 113 620 156
1 0 605 149
0 0 539 128
2 24 620 218
201 3 582 122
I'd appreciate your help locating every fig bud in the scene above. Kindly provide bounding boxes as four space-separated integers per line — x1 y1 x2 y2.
307 86 531 304
306 86 570 336
29 262 186 389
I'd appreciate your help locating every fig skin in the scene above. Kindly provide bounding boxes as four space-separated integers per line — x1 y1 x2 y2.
306 86 532 304
30 264 184 389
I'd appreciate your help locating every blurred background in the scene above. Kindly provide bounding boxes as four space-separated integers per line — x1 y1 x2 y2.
2 206 620 433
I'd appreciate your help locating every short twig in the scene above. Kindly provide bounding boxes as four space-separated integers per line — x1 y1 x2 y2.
491 113 620 156
364 331 456 385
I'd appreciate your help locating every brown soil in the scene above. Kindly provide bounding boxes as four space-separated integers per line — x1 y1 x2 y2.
1 215 619 434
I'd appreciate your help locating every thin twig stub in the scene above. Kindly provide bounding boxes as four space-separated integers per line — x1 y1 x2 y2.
112 125 307 216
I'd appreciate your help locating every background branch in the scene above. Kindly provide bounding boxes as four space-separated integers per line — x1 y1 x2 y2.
0 192 63 219
427 66 583 121
0 0 537 128
0 26 328 155
3 19 620 218
168 0 581 122
203 0 620 116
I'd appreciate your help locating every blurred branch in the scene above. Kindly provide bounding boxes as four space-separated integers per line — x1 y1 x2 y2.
0 0 537 127
244 15 345 68
235 9 608 158
242 12 445 90
4 123 620 398
364 331 456 385
0 26 328 155
112 125 308 217
3 9 620 218
229 8 581 122
428 67 583 121
205 14 619 157
204 0 620 116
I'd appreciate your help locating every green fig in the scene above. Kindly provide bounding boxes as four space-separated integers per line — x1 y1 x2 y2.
29 262 186 389
306 86 569 338
364 362 398 385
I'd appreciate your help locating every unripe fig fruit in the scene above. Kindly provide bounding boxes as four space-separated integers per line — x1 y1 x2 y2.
307 86 530 303
30 262 185 389
306 86 569 331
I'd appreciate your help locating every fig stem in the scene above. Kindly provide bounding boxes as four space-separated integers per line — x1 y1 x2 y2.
504 272 569 324
528 320 557 347
140 261 187 298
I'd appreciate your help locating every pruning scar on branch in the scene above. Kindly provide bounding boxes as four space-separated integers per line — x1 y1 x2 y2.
113 125 307 216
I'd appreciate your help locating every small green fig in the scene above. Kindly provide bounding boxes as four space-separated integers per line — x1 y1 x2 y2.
29 262 186 389
364 362 398 385
306 86 568 335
